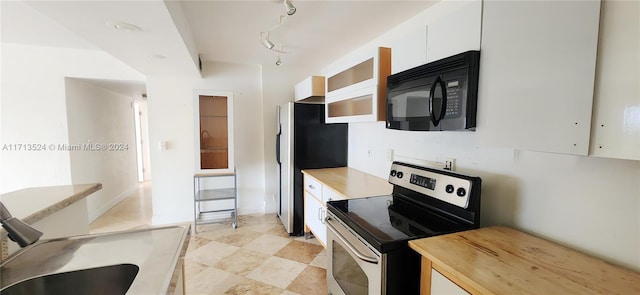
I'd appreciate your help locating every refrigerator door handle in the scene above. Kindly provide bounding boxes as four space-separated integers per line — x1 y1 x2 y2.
276 126 282 165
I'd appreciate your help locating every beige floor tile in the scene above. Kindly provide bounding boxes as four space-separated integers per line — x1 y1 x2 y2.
186 240 240 267
247 256 307 289
198 224 241 240
274 240 325 264
189 236 213 251
293 235 322 246
183 259 208 278
90 182 153 234
286 265 328 295
209 228 262 247
243 233 292 255
266 225 292 239
223 278 283 295
186 266 243 295
243 222 280 233
238 214 281 226
214 248 271 276
309 249 327 269
90 184 328 294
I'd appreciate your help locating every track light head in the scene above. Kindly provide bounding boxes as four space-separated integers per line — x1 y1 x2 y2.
275 51 282 66
284 0 296 16
261 31 275 49
262 38 275 49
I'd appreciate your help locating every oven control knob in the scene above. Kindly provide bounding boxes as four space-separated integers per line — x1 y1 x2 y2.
456 187 467 197
397 172 404 179
390 170 397 177
446 184 455 193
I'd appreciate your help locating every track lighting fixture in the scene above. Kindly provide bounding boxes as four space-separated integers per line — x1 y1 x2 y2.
275 50 282 66
284 0 296 16
261 32 275 49
262 38 275 50
260 2 296 66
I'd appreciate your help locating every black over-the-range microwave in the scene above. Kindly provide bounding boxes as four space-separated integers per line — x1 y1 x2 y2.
386 50 480 131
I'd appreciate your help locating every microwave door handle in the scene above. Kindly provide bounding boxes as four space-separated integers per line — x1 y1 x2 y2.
429 76 447 126
438 78 447 121
429 76 439 126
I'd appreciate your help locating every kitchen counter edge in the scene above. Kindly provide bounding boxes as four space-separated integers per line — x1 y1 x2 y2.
301 167 392 199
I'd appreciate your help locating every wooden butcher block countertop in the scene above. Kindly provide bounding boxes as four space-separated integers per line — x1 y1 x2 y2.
408 226 640 295
302 167 392 199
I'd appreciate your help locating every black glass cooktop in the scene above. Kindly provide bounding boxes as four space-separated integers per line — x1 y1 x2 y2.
327 195 471 253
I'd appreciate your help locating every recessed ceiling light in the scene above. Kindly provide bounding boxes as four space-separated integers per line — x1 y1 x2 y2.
109 21 142 32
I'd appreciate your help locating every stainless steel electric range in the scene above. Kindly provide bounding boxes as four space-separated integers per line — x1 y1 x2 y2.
326 161 481 295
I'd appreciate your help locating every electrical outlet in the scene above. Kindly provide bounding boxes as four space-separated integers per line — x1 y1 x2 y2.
444 157 456 171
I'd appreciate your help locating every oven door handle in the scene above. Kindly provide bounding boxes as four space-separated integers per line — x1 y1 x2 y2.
326 217 379 264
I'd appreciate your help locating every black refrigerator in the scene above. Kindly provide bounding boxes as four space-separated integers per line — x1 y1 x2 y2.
276 102 348 236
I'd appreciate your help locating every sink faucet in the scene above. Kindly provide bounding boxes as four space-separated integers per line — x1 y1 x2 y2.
0 202 42 247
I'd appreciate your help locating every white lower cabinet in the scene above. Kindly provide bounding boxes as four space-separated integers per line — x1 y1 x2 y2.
322 186 345 203
304 192 326 246
431 269 469 295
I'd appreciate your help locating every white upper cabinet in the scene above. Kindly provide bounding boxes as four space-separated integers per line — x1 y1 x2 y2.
589 0 640 160
477 0 601 155
426 0 482 63
294 76 325 103
324 47 391 123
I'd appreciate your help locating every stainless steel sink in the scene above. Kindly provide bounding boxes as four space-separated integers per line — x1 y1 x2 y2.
0 225 190 294
0 263 139 295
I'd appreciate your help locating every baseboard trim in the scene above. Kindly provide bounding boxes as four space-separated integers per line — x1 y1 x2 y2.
88 185 139 222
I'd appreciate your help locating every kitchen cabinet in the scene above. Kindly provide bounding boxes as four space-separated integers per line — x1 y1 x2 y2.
430 268 469 295
302 167 392 248
409 226 640 295
425 0 481 63
324 47 391 123
477 0 601 155
302 174 344 247
304 191 326 246
589 0 640 160
294 76 325 103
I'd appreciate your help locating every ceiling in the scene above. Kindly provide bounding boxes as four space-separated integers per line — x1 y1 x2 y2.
1 0 436 78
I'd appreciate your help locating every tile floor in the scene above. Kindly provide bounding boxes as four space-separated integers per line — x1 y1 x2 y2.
90 182 328 295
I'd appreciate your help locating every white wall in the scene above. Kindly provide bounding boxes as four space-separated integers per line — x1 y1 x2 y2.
147 61 266 225
326 0 640 271
0 43 144 194
65 78 139 221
